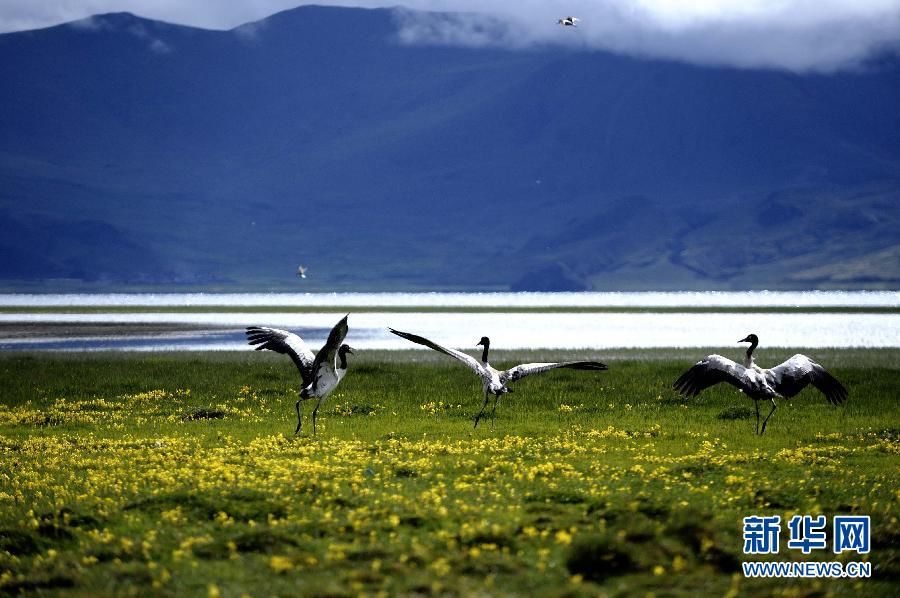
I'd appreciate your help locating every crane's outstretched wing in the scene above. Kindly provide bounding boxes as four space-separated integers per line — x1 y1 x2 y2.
767 354 848 405
388 328 485 376
673 355 751 397
311 315 350 376
246 326 316 385
501 361 607 384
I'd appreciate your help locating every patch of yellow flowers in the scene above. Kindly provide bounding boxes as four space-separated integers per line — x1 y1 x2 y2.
0 386 896 594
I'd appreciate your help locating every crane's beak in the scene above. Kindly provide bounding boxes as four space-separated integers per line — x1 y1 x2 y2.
738 336 752 343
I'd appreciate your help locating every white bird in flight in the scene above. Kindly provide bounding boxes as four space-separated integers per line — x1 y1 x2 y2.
558 16 580 27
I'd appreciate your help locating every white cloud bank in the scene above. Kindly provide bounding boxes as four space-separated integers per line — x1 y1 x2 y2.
394 0 900 72
1 1 899 72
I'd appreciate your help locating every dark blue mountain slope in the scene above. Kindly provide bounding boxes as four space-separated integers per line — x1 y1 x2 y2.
1 6 898 289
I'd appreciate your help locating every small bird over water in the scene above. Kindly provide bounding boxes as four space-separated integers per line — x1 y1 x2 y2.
296 265 307 279
557 16 579 27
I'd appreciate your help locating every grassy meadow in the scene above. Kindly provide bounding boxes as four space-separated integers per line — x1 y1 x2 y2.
0 348 897 596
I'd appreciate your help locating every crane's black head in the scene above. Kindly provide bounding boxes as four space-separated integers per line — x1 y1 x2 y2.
476 336 490 347
738 334 759 345
337 344 354 369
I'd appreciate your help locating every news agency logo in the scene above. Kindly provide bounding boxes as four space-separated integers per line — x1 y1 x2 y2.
787 515 827 554
741 515 872 579
833 516 871 554
743 515 781 554
743 515 870 555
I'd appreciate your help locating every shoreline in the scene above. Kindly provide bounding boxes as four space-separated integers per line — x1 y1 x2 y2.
0 322 236 339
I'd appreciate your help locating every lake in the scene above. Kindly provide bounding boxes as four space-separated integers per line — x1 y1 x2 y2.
2 290 898 307
1 292 898 351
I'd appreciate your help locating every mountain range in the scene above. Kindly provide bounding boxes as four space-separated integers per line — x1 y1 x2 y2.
1 5 899 291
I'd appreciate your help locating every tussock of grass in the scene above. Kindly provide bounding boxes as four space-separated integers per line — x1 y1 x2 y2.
717 406 755 420
0 349 897 595
181 407 226 421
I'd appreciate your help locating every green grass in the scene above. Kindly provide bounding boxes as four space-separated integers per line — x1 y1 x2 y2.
0 349 897 596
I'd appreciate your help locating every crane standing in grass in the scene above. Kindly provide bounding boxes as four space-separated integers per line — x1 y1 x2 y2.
389 328 608 428
673 333 848 434
246 315 353 435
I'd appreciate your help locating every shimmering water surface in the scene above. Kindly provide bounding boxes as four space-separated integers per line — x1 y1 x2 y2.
1 292 897 351
2 291 898 308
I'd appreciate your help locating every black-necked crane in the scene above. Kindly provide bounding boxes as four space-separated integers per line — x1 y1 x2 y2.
673 334 848 435
558 16 580 27
246 315 353 435
389 328 607 428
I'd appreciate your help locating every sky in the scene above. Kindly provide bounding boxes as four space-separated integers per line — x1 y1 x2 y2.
1 1 899 72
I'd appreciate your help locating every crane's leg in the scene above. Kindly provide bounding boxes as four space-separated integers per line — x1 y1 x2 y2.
489 394 501 429
294 399 303 435
754 400 760 435
760 398 777 435
474 391 490 429
312 398 323 435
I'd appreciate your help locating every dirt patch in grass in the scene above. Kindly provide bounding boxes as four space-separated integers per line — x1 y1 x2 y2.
1 574 76 593
525 490 586 505
182 408 226 421
0 529 41 556
41 507 102 529
235 529 299 554
717 406 755 420
566 535 640 582
124 490 286 522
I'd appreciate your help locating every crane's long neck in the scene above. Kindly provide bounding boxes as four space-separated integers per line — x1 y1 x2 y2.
480 340 490 363
338 347 350 370
744 339 758 368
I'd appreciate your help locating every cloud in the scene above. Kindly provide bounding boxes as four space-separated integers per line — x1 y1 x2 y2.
1 1 899 72
233 19 269 42
391 0 900 72
66 16 105 31
393 9 523 48
57 14 176 54
148 38 172 53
